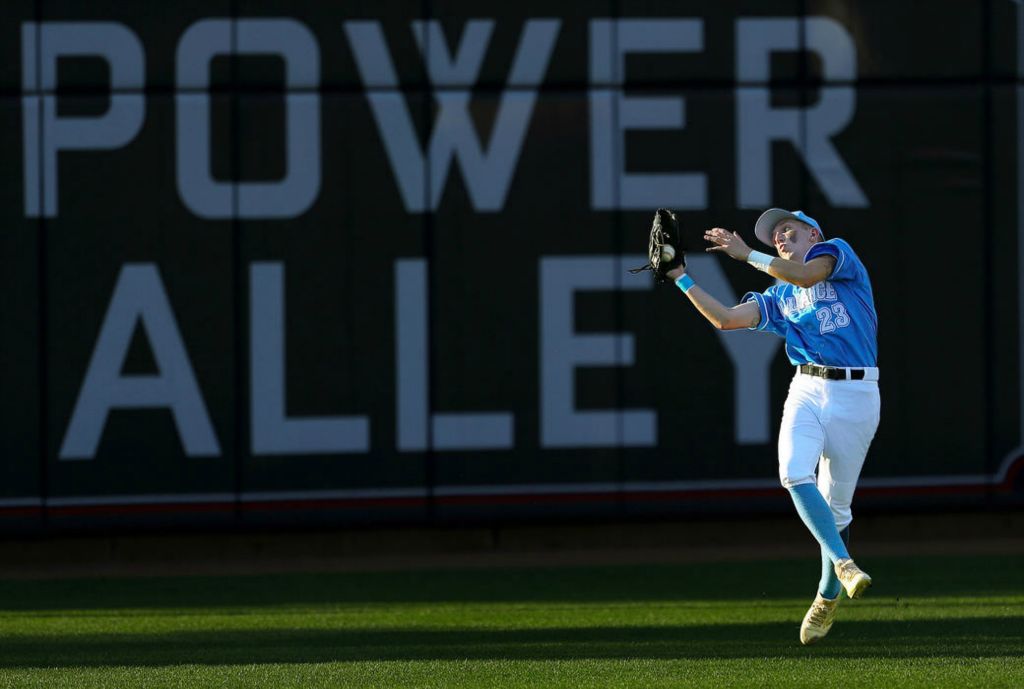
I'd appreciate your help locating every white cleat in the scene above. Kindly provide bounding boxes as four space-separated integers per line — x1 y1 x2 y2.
834 558 873 599
800 592 840 645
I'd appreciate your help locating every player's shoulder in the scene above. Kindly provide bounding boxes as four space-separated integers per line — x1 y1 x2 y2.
807 236 863 266
809 236 856 255
826 237 858 254
808 237 873 287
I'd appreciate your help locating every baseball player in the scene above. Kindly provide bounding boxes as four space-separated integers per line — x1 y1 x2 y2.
665 208 880 645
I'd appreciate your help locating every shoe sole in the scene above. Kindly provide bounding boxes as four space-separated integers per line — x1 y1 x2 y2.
845 574 872 599
800 630 829 646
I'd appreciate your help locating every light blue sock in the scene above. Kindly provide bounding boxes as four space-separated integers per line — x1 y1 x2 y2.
788 483 850 563
819 526 850 599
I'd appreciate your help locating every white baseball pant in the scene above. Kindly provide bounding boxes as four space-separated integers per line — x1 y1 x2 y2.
778 369 881 530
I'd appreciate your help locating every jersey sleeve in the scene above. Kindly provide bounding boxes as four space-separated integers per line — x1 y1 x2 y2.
741 285 788 337
804 238 859 282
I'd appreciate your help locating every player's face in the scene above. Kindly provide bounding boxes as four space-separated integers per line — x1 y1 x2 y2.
771 221 818 261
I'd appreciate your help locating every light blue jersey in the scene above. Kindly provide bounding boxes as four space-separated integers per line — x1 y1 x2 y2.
742 238 878 367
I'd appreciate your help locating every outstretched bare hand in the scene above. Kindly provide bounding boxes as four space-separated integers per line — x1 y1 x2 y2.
704 227 752 261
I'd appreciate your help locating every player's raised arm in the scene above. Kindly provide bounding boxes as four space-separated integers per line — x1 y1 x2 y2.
664 265 760 330
625 208 759 330
703 227 835 288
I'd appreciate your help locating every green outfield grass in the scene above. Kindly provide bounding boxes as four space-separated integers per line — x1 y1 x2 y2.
0 553 1021 688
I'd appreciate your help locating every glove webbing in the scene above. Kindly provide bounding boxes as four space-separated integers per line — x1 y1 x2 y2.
628 226 667 275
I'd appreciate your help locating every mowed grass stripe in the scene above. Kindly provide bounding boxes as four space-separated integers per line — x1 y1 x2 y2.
0 554 1020 688
0 597 1020 635
2 658 1023 689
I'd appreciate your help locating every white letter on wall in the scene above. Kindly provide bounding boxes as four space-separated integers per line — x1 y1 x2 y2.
736 17 867 208
395 258 514 451
589 19 706 210
22 21 145 218
685 254 783 444
176 18 321 219
345 19 559 212
60 264 220 459
250 262 369 455
540 255 655 448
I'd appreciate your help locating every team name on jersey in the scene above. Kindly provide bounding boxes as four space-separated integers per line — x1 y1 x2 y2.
780 281 838 318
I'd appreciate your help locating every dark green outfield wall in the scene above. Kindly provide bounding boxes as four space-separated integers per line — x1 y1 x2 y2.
1 1 1021 532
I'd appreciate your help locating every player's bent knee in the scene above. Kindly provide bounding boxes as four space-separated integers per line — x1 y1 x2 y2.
780 474 816 490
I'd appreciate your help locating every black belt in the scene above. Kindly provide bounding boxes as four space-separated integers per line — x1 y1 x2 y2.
798 363 866 380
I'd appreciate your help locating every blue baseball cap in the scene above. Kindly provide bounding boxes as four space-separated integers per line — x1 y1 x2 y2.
754 208 825 247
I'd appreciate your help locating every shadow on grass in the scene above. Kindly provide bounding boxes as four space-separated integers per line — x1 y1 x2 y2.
1 618 1021 668
1 555 1022 611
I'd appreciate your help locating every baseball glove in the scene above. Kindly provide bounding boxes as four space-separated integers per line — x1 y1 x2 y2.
628 208 686 284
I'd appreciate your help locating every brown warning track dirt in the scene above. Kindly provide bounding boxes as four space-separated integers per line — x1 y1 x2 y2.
0 512 1020 581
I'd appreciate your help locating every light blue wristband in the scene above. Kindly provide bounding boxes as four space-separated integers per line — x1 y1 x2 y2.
675 274 695 293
